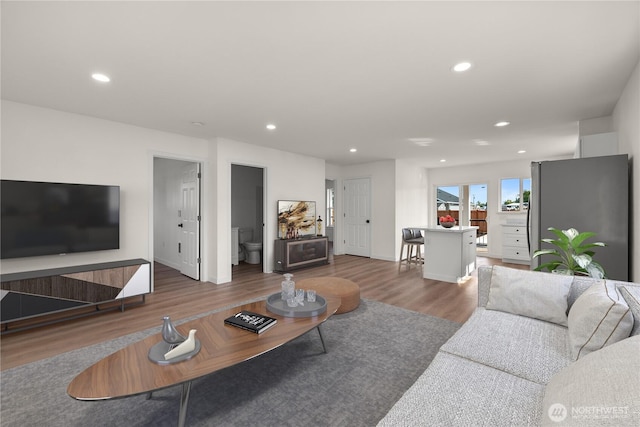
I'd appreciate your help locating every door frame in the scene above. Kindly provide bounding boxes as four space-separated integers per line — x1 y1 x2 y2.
433 181 489 252
230 161 268 276
343 177 372 257
149 152 206 288
179 161 201 280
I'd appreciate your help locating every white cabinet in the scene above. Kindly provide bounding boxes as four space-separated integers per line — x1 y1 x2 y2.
422 226 477 283
575 132 618 158
502 225 530 265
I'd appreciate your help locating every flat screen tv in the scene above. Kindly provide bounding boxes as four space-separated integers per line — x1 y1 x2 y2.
1 180 120 259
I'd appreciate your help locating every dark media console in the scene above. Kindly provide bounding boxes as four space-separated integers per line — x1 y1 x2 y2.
1 259 150 332
274 236 329 272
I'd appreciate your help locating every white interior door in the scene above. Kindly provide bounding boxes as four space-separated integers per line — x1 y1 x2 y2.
179 163 200 280
344 178 371 257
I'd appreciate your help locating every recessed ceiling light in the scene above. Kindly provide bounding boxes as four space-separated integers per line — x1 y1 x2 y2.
266 124 276 130
409 138 434 147
494 121 510 127
191 121 204 127
517 150 527 154
452 62 472 72
91 73 110 83
350 148 357 153
473 139 490 146
440 159 446 163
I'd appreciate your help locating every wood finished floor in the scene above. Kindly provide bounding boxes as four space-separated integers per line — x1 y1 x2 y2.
0 254 526 371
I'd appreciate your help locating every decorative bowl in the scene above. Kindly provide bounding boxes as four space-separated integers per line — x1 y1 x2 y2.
440 221 455 228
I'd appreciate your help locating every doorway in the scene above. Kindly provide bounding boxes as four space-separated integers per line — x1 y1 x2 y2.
469 184 488 251
153 157 201 280
231 164 265 273
436 183 488 252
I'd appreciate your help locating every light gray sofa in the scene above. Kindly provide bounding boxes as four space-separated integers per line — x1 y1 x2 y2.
379 265 640 426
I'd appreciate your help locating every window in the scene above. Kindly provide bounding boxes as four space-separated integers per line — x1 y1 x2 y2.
326 187 335 226
436 185 460 224
500 178 530 212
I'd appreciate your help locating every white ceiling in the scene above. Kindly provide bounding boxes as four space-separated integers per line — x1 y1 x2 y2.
2 1 639 167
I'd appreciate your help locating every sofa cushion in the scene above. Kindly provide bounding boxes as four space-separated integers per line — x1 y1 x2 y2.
567 275 601 309
486 266 573 326
440 308 571 384
378 351 546 427
618 286 640 336
568 281 633 360
541 335 640 426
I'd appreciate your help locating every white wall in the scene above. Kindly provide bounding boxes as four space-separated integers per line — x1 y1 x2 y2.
613 60 640 281
578 116 614 136
331 160 397 261
1 101 327 286
1 101 209 276
395 159 429 258
209 138 326 283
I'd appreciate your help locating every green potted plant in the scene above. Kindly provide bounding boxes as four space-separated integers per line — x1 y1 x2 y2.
532 227 606 279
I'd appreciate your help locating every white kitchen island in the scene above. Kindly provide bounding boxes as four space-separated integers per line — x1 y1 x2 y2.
413 226 478 283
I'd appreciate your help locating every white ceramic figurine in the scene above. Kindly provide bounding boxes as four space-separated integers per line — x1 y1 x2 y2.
164 329 197 360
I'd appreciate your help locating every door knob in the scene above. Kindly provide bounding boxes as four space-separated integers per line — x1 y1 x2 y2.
366 220 370 223
178 224 183 228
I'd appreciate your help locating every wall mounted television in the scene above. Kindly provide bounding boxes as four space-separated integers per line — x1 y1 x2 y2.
1 180 120 259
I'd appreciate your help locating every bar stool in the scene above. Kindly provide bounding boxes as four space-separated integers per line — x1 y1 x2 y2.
399 228 424 270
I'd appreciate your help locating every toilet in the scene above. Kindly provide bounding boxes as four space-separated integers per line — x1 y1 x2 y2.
239 228 262 265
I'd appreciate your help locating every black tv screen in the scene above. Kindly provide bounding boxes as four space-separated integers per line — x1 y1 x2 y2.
1 180 120 259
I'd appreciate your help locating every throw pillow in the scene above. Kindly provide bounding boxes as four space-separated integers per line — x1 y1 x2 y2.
568 281 633 360
619 286 640 336
486 266 572 326
541 335 640 427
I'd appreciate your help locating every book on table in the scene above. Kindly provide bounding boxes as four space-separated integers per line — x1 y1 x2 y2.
224 311 277 334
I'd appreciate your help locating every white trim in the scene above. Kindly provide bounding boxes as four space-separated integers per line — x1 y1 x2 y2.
229 160 270 275
149 150 208 287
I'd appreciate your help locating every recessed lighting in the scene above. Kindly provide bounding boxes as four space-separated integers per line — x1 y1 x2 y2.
91 73 110 83
191 121 204 127
473 139 490 146
409 138 434 147
494 121 510 127
439 159 446 163
452 62 472 72
350 148 357 153
266 124 276 130
517 150 527 154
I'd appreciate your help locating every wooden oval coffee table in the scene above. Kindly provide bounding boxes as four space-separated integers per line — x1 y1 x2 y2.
67 296 340 427
297 277 360 314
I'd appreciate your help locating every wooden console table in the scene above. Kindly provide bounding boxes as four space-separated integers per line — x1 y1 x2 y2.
1 259 151 331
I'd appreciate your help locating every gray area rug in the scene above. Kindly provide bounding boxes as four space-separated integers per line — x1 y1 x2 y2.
1 299 460 427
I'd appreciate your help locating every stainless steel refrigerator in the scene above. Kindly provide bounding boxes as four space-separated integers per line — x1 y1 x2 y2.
528 154 629 281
